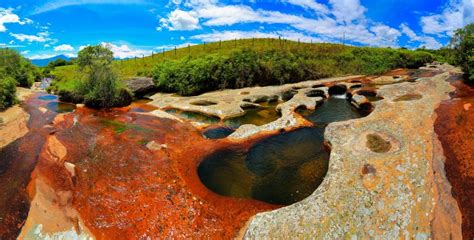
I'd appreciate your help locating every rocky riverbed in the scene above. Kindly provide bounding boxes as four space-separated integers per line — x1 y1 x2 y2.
0 64 468 239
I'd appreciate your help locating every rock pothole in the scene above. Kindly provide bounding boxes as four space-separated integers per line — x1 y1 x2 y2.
366 133 392 153
190 100 218 106
305 89 326 98
328 84 348 96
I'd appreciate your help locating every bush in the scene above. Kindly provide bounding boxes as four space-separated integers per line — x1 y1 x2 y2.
65 45 133 108
81 65 132 108
0 76 17 111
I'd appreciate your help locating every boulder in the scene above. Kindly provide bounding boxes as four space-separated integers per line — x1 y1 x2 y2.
125 77 156 97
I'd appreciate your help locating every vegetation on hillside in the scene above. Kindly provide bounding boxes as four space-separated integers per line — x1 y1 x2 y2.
152 46 434 96
50 39 435 97
0 49 39 110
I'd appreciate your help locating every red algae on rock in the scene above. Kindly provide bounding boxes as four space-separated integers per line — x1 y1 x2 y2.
0 93 60 239
434 74 474 240
26 105 276 239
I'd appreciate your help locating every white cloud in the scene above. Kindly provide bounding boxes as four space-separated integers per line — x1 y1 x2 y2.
159 0 401 47
280 0 329 14
420 0 472 36
328 0 366 23
101 42 152 59
32 0 154 15
400 23 442 49
369 25 401 47
0 8 21 32
54 44 74 51
159 9 200 31
10 33 49 42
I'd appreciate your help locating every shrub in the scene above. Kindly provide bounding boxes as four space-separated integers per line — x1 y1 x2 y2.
70 45 132 108
0 76 17 111
450 24 474 81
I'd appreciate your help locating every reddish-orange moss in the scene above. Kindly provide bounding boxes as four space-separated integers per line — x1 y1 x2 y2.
36 106 276 239
435 76 474 240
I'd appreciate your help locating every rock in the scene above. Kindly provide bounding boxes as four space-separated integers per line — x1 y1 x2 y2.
351 94 369 108
38 107 48 113
463 103 471 111
45 136 67 163
243 67 462 239
0 105 30 148
125 77 156 98
146 141 167 151
149 110 183 122
64 162 76 177
371 76 404 85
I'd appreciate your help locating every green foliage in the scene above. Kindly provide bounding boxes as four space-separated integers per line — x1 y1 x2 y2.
152 46 434 96
450 23 474 81
67 45 132 108
0 76 17 111
77 46 114 71
0 48 39 88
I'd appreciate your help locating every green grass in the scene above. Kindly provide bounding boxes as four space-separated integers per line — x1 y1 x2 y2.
50 38 435 96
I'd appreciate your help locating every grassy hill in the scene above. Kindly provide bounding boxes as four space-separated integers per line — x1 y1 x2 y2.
50 38 435 96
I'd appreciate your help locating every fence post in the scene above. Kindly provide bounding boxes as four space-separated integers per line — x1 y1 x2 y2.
175 46 177 56
219 40 221 49
188 44 191 55
235 38 237 48
162 48 165 57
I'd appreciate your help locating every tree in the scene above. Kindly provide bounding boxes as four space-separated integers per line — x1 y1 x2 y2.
78 45 114 71
76 45 131 108
450 23 474 81
0 48 37 87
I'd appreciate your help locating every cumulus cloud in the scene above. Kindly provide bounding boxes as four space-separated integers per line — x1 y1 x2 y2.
54 44 74 51
159 9 200 31
0 8 22 32
159 0 402 47
328 0 366 23
420 0 472 36
101 42 151 59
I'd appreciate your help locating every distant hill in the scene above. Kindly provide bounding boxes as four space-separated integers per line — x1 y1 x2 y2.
30 55 71 67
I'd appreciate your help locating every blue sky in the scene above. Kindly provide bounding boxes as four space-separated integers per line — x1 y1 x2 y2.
0 0 472 59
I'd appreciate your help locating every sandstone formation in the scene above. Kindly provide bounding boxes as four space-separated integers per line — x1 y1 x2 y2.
243 64 463 239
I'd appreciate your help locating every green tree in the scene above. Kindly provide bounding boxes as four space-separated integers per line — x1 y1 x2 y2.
76 45 131 108
0 48 37 87
450 23 474 81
